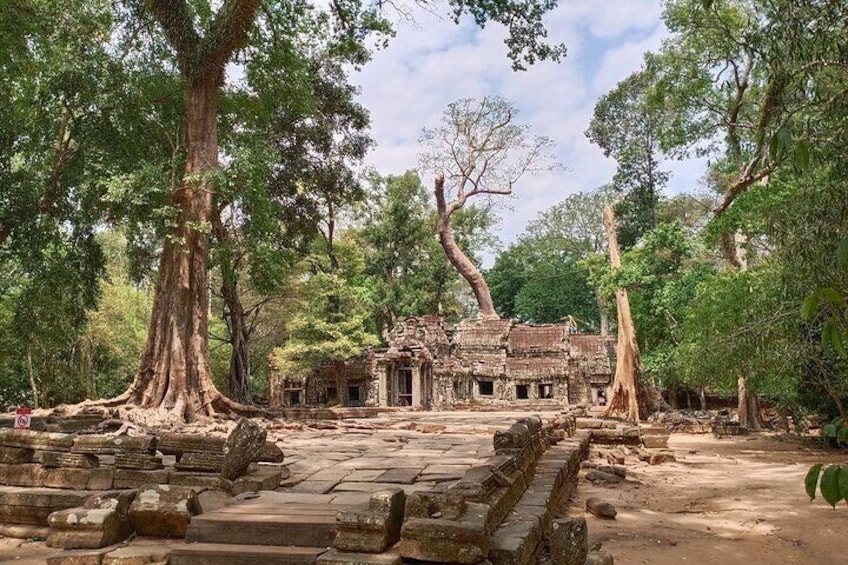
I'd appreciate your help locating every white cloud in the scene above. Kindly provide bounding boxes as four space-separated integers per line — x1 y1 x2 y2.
352 0 702 264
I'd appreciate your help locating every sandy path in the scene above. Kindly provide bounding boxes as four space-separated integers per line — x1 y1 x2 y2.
571 433 848 565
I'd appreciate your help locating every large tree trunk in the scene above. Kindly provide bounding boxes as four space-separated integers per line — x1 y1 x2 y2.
433 174 499 320
737 373 762 430
602 206 652 423
119 82 222 422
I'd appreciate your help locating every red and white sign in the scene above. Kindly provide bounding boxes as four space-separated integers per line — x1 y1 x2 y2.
14 406 31 430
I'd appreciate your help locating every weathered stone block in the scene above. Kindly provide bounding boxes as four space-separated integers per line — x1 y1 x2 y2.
398 501 491 564
168 472 223 490
335 488 405 553
87 469 114 491
174 452 225 472
550 517 588 565
225 466 283 495
0 488 90 525
221 419 267 480
35 451 99 469
489 514 542 565
0 429 74 451
113 469 169 490
114 453 163 470
0 462 47 487
44 467 96 490
71 435 157 456
47 491 137 549
0 446 34 464
585 498 616 519
158 432 225 457
128 484 199 538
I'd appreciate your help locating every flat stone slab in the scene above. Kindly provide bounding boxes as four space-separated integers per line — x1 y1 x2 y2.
101 545 170 564
171 543 325 565
0 487 91 525
317 550 402 565
289 480 340 494
375 468 421 484
72 436 157 455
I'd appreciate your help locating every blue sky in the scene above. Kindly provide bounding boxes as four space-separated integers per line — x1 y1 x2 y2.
352 0 707 262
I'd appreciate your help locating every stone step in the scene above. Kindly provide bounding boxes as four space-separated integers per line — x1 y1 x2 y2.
171 543 326 565
185 503 341 547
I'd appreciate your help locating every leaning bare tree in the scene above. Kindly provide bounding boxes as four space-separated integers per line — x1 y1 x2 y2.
603 206 653 423
420 96 555 320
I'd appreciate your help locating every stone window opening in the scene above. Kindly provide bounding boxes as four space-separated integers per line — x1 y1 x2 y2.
348 384 361 404
287 390 301 406
516 384 529 400
538 383 553 399
478 379 494 396
326 387 338 404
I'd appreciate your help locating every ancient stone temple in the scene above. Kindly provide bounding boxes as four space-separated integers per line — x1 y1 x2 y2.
275 316 616 409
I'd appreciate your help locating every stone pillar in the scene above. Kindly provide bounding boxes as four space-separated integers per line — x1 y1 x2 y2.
411 361 422 408
378 364 389 407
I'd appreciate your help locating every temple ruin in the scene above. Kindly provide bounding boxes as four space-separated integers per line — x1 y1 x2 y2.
272 317 616 410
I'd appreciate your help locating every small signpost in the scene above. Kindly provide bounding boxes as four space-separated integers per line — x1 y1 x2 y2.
14 406 31 430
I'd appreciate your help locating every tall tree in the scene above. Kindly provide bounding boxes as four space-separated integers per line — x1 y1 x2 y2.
421 96 555 320
586 72 668 249
603 206 653 423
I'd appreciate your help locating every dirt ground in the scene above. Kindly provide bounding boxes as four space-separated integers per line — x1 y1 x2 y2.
571 433 848 565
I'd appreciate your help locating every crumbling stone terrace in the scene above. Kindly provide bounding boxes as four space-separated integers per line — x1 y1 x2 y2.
0 410 595 564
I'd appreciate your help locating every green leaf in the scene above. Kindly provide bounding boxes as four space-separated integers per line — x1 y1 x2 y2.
794 140 811 170
818 287 845 306
801 294 819 321
821 320 833 352
820 465 842 508
839 466 848 504
838 426 848 445
823 423 836 438
838 235 848 267
806 463 823 500
831 328 846 356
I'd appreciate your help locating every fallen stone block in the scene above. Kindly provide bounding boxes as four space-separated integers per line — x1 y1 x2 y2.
225 466 285 495
649 452 676 465
221 419 266 480
585 470 623 485
47 491 137 549
128 484 200 538
585 498 617 520
335 488 405 553
550 517 588 565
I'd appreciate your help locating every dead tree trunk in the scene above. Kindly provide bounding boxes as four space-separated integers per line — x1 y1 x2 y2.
434 174 499 320
603 206 652 423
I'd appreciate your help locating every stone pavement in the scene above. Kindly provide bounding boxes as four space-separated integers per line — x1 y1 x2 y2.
275 410 562 506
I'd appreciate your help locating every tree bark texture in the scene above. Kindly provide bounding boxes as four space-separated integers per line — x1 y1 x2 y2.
737 374 763 430
603 206 652 423
221 280 252 404
434 174 499 320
